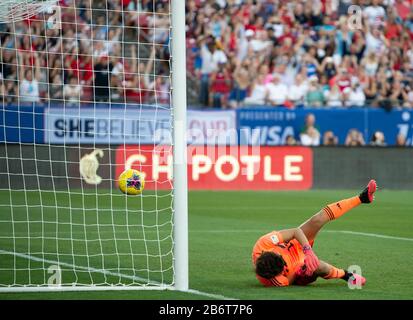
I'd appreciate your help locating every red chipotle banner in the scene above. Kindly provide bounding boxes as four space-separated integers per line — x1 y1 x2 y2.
115 146 313 190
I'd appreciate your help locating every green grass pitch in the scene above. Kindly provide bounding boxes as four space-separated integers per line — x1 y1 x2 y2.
0 189 412 300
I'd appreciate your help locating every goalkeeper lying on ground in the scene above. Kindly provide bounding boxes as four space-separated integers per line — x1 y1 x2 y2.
252 180 377 287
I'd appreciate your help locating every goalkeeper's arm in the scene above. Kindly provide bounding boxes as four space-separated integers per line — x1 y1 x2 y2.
278 228 311 248
278 228 320 275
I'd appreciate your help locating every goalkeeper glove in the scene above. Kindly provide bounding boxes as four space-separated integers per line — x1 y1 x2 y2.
302 244 319 276
295 265 306 277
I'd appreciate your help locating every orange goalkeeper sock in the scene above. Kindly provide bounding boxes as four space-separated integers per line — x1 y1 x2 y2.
322 267 345 280
322 196 361 221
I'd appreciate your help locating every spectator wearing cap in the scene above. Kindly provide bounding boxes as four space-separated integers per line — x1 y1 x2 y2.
237 28 255 62
265 73 288 107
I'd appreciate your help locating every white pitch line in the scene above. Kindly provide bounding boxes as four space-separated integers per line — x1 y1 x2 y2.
0 249 236 300
0 249 161 285
192 229 413 242
186 289 237 300
191 229 413 241
324 230 413 242
2 229 413 240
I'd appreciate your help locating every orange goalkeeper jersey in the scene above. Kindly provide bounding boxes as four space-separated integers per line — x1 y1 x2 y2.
252 231 306 287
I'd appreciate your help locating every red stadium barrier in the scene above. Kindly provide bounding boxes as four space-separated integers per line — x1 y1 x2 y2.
115 145 313 190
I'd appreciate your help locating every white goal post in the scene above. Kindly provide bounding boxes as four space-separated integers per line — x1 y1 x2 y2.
0 0 188 292
171 0 189 292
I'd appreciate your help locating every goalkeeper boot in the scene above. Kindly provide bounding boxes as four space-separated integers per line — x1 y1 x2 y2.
359 179 377 204
349 273 366 287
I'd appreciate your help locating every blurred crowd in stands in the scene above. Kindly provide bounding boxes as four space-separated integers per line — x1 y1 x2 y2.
2 0 413 111
0 0 171 106
186 0 413 109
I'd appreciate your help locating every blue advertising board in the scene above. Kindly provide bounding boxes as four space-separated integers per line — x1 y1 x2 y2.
1 105 413 146
237 108 413 146
1 105 237 145
0 105 44 144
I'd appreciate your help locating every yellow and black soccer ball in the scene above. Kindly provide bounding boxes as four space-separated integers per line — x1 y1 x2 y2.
118 169 145 195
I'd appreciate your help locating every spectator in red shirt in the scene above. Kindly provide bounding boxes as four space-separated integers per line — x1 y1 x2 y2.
330 68 352 92
209 62 232 109
384 11 403 40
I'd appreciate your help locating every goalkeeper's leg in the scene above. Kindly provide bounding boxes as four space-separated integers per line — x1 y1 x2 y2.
294 260 366 286
317 260 366 286
299 180 377 242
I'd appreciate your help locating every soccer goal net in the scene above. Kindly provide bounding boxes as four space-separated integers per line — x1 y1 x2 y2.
0 0 188 292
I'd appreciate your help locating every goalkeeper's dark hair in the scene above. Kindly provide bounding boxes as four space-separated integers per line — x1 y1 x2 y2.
255 251 286 279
